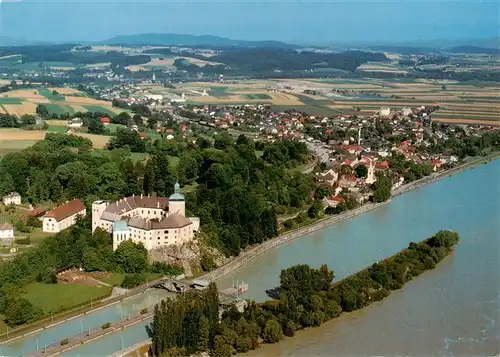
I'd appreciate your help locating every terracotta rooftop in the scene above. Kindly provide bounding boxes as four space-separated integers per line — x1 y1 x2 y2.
22 207 45 219
127 213 192 230
104 196 169 215
45 199 85 222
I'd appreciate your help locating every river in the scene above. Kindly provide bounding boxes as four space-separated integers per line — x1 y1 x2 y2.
218 159 500 357
9 160 499 357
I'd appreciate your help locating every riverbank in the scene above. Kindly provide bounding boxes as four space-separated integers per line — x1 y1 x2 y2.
203 152 500 282
2 153 498 350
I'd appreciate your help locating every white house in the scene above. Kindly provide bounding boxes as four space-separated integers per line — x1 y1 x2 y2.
2 192 21 206
380 107 391 117
0 223 14 245
92 183 199 251
43 199 86 233
67 118 83 129
402 107 412 116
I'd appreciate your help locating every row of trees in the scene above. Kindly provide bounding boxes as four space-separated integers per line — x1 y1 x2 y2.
151 230 460 356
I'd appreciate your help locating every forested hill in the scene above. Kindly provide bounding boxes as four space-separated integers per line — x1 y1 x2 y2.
179 49 389 73
102 33 298 49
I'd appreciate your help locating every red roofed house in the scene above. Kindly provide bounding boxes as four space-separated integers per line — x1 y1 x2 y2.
321 196 345 209
100 116 110 125
43 199 86 233
430 159 443 172
375 160 390 170
22 207 46 222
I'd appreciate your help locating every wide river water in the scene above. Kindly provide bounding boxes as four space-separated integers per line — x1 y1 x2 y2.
218 159 500 357
10 160 498 357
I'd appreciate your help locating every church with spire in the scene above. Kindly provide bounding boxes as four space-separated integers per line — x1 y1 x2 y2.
91 183 199 251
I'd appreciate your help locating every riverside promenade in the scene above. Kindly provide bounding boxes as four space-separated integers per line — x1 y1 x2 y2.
28 312 153 357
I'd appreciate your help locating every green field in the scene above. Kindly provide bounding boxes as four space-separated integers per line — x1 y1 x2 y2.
47 124 68 133
82 105 116 117
0 140 39 156
45 103 75 115
209 87 231 97
39 88 65 101
0 97 22 105
97 273 125 287
23 282 112 314
244 94 272 100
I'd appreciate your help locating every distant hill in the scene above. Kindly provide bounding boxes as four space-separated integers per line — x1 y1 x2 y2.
366 45 437 55
445 46 500 55
101 33 299 49
0 36 50 46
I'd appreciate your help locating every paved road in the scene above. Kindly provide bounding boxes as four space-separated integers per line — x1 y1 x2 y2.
306 141 330 164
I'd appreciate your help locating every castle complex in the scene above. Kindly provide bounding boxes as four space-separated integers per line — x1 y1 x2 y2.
92 183 199 251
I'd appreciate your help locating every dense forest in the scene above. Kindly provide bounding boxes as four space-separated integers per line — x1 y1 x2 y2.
176 48 388 73
151 230 460 357
0 44 151 66
0 132 313 257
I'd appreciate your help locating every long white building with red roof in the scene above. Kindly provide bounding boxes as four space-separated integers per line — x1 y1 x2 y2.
92 183 199 251
43 199 86 233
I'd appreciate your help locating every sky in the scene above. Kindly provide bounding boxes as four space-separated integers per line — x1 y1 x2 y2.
0 0 498 44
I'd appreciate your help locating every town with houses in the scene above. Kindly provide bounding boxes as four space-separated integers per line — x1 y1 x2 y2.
0 89 488 249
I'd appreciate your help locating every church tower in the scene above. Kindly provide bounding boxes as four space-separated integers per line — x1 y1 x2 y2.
169 182 185 216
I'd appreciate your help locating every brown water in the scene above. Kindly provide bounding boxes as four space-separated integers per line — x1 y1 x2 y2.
218 160 500 357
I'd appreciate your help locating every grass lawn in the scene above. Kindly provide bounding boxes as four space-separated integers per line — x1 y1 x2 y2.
26 228 53 245
45 103 74 115
97 273 163 287
47 124 68 133
98 273 125 287
0 97 22 105
39 88 65 101
23 282 112 314
82 105 117 117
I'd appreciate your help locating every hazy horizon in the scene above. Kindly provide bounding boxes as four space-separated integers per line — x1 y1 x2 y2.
0 0 498 45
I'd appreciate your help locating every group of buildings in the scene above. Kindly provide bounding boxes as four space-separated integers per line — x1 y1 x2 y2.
0 183 198 251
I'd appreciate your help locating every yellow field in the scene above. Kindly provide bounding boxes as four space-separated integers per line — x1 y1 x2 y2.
1 89 44 99
0 128 111 148
64 96 111 105
0 106 5 114
0 129 46 141
75 133 110 148
49 87 81 95
3 102 37 116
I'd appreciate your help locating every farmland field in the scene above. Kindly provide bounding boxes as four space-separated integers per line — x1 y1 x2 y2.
245 94 272 100
0 97 21 105
82 105 117 116
0 87 118 116
45 103 75 115
39 88 65 101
